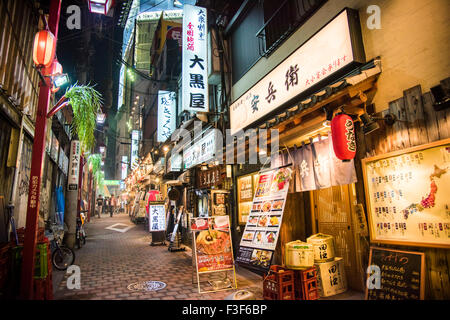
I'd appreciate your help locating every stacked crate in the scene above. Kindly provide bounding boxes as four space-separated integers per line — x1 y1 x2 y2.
263 265 295 300
293 267 319 300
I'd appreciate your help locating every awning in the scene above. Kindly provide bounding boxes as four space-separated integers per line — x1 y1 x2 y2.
260 59 382 133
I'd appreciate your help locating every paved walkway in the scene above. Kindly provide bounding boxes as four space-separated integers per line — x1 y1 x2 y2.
53 213 263 300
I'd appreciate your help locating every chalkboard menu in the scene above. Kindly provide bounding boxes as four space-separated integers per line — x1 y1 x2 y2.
366 247 425 300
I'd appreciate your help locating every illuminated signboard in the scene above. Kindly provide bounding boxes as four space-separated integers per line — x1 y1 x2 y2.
131 130 140 169
183 131 216 169
229 9 365 134
157 91 176 142
121 156 128 180
182 4 208 112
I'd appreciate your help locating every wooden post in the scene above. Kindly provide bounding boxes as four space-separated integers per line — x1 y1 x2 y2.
20 0 61 300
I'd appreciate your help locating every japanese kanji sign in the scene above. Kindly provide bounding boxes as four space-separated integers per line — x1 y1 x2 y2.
157 90 176 143
68 140 81 191
131 130 140 170
182 4 208 112
229 9 365 134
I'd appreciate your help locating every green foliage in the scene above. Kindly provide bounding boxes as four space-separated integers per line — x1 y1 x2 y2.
88 153 104 190
65 83 102 152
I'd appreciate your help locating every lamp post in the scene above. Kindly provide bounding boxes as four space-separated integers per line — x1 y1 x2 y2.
20 0 62 299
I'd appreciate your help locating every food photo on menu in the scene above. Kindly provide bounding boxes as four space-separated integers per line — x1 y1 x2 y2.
271 199 284 211
261 201 272 213
257 215 269 227
252 202 262 212
268 215 281 227
250 249 273 268
254 231 264 244
270 167 292 194
191 217 209 231
265 231 277 244
212 216 229 229
242 231 255 242
247 216 259 226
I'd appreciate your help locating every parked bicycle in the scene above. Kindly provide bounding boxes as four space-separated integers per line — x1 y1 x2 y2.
45 220 75 270
76 210 87 249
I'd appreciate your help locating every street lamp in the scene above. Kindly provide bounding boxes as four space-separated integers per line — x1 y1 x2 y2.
88 0 114 15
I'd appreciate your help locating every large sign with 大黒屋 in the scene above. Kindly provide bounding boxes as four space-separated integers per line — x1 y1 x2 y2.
157 91 176 143
229 9 365 135
182 4 208 112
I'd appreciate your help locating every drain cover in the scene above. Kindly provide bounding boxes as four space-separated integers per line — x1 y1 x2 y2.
127 281 167 292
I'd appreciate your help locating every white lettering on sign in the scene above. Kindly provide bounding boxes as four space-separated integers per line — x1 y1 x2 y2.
182 4 208 113
229 10 359 134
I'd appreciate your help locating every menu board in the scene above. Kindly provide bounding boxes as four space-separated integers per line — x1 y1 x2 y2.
362 139 450 248
366 247 425 300
191 215 234 273
237 172 259 224
236 166 292 271
148 202 166 232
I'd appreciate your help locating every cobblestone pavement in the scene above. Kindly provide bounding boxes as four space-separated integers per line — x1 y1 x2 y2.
53 213 263 300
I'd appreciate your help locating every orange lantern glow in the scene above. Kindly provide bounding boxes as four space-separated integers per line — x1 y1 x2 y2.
43 59 62 76
331 112 356 161
33 30 56 67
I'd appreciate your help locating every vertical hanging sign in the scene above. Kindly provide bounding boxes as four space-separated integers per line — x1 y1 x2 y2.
157 90 176 142
182 4 208 112
68 140 81 191
131 130 140 169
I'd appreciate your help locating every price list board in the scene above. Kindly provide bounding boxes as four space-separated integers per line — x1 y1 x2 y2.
366 247 425 300
362 139 450 248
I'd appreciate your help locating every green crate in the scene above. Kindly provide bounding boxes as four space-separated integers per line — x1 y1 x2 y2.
11 244 48 280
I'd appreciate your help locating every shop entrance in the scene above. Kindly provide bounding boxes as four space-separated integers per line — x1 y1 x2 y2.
311 184 364 292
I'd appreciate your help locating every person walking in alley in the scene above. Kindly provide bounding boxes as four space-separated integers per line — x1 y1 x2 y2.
104 197 110 216
96 195 103 218
110 195 115 217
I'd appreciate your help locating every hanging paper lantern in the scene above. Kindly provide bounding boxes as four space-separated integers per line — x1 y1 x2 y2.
331 113 356 161
32 30 56 67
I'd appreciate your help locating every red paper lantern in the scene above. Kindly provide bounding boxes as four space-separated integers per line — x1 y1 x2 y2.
43 59 62 76
32 30 56 67
331 113 356 161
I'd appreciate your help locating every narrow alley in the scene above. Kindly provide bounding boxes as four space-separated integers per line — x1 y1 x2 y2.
53 213 263 300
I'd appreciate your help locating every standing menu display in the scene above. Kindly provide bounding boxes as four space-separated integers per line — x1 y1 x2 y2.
236 166 292 271
366 247 425 300
362 139 450 248
191 215 237 293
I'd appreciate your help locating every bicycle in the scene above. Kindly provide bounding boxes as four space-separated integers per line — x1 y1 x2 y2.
76 210 87 249
45 220 75 271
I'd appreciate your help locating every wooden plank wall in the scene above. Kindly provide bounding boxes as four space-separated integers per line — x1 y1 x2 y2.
0 0 40 121
356 77 450 299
